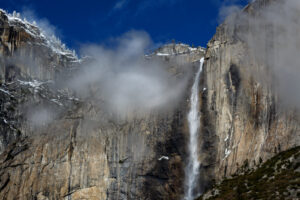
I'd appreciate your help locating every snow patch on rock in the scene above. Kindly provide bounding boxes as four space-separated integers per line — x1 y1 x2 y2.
1 9 78 61
158 156 169 161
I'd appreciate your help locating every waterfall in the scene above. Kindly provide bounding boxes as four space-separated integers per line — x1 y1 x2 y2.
184 57 204 200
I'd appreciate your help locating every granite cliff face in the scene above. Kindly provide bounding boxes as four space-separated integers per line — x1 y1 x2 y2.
0 10 79 83
200 0 300 187
0 0 299 199
0 9 205 200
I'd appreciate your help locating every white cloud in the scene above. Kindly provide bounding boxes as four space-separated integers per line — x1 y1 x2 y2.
20 7 59 38
217 0 252 24
113 0 127 10
218 4 242 23
66 30 190 117
225 0 300 108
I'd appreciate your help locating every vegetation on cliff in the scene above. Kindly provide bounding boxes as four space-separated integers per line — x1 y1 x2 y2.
198 146 300 200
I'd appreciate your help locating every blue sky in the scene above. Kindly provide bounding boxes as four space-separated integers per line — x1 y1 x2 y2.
1 0 249 51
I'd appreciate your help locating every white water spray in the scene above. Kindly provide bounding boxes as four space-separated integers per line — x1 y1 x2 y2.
184 57 204 200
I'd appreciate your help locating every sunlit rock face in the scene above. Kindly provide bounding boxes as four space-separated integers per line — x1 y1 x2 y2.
0 9 206 200
201 0 300 185
0 9 79 82
154 43 205 64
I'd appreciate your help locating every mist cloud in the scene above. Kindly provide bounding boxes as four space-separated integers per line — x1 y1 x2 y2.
217 0 252 23
3 8 191 120
67 31 189 116
225 0 300 108
218 5 242 23
26 106 56 127
113 0 128 10
20 8 59 38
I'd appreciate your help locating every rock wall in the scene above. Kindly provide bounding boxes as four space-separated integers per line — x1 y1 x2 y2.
0 65 193 200
200 0 300 184
0 9 206 200
0 10 79 83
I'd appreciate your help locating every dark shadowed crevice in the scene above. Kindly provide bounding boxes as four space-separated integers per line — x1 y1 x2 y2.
5 65 20 82
225 64 241 112
142 109 187 200
198 63 218 194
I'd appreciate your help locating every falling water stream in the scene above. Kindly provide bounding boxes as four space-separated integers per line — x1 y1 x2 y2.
184 57 204 200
